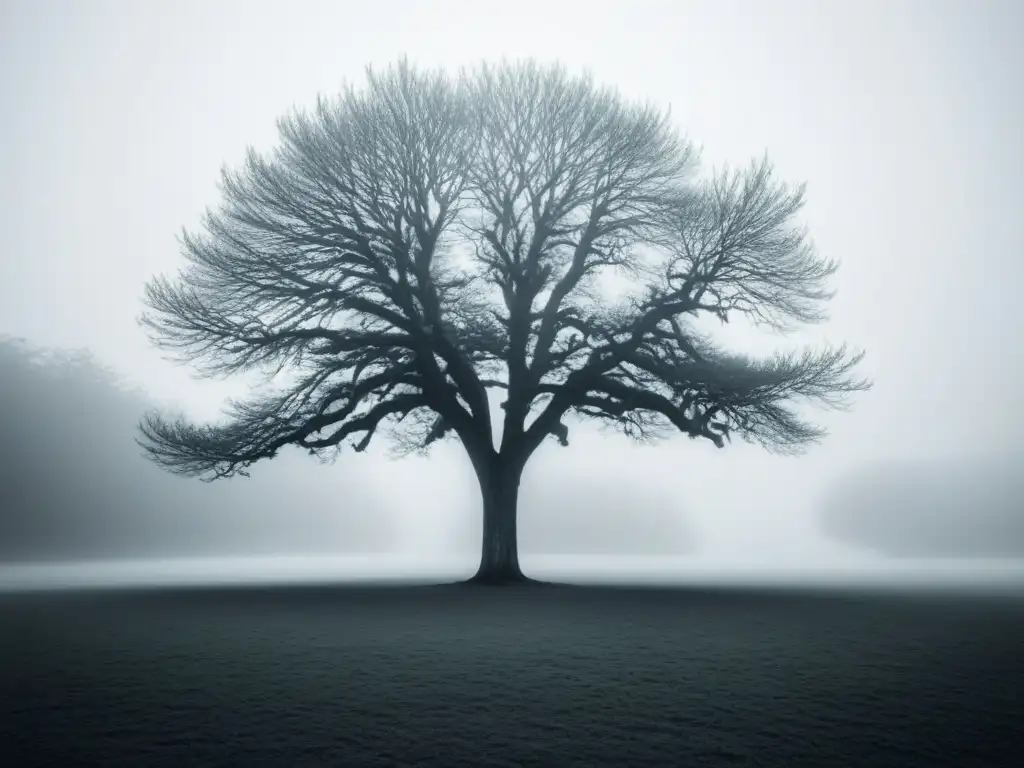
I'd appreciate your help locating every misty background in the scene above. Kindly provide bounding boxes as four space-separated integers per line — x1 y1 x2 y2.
1 0 1022 584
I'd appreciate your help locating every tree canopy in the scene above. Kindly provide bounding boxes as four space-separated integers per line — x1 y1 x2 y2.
139 60 869 481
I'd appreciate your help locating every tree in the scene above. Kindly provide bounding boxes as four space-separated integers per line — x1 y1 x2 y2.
138 60 871 584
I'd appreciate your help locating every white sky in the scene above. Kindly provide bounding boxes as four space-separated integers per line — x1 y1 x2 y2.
1 0 1021 566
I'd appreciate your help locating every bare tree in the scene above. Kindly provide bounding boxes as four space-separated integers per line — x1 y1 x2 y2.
138 60 870 584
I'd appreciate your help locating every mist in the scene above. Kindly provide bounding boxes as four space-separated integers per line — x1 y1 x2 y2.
1 0 1022 591
1 337 714 588
5 6 1024 766
0 336 395 562
819 453 1024 558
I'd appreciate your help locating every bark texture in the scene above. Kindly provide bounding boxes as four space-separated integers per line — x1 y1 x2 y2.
470 458 528 585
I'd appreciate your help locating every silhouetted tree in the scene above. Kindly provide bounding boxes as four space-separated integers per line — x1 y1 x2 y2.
139 60 870 584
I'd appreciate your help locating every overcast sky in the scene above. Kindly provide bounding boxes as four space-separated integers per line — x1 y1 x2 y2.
1 0 1021 569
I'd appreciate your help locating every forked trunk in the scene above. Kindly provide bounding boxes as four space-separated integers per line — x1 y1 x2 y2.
470 457 528 585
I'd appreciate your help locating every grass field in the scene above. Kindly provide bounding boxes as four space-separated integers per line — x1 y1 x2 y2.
2 582 1022 767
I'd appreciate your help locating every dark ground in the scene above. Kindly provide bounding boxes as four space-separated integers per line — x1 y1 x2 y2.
2 582 1022 767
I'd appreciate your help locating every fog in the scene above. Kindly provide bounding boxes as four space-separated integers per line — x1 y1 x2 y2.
0 336 704 577
820 454 1024 558
0 337 394 562
1 0 1022 588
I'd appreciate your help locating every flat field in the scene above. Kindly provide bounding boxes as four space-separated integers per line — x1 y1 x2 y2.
2 583 1022 767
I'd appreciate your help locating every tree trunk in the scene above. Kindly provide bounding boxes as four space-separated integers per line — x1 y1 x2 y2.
469 457 528 585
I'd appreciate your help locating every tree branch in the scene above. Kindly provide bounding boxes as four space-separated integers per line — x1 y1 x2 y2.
138 59 870 481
